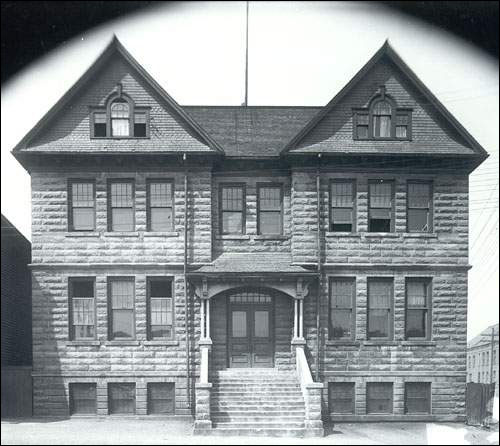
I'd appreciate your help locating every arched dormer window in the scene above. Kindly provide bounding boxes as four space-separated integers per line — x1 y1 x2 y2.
90 84 150 139
111 99 130 136
353 87 412 141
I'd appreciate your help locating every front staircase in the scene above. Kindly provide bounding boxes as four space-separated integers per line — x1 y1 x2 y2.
206 368 308 437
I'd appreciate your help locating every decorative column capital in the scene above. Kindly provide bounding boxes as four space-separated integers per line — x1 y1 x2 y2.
296 277 310 300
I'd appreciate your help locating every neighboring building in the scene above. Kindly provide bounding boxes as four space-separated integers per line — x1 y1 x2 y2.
12 37 488 434
1 214 32 417
467 324 499 392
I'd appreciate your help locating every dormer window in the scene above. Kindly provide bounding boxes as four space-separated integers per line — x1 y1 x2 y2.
353 87 412 140
91 85 150 139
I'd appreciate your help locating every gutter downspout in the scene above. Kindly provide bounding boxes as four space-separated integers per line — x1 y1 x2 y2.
315 154 322 382
183 153 191 413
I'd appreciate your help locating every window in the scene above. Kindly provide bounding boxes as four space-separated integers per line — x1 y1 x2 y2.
330 181 356 232
372 100 392 138
134 112 147 137
369 180 394 232
108 180 134 232
367 278 393 340
329 383 355 414
354 112 369 139
257 185 282 235
93 112 107 138
108 279 135 339
68 181 95 231
486 352 490 366
108 383 135 414
110 100 130 137
69 383 97 415
147 278 174 340
406 278 431 339
69 278 95 340
407 181 432 232
147 180 173 231
396 113 410 138
366 382 393 414
148 383 175 414
329 278 355 340
405 382 431 414
220 184 245 234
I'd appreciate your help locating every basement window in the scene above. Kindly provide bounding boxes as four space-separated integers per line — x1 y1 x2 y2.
329 382 355 414
405 382 431 414
108 383 136 414
147 383 175 414
69 383 97 415
366 382 393 414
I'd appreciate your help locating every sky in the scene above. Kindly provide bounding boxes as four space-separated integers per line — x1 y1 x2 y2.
1 1 498 340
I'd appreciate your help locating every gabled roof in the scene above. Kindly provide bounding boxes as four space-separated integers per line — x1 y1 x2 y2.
468 323 499 349
183 106 321 157
12 35 224 156
281 40 489 159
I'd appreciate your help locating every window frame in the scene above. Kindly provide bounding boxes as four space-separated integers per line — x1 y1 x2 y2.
329 179 357 233
147 382 175 415
146 277 175 341
107 277 136 341
405 277 432 341
219 182 247 235
404 382 431 414
107 179 135 232
367 277 394 341
328 382 355 414
68 277 97 341
407 180 433 233
69 383 97 415
67 179 96 232
368 180 395 233
328 277 356 341
366 382 394 414
146 178 175 232
90 103 150 139
108 382 136 415
256 183 284 236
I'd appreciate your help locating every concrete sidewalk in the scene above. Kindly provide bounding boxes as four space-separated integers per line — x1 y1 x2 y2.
1 418 499 445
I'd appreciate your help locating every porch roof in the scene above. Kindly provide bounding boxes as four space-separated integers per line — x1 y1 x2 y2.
188 253 318 276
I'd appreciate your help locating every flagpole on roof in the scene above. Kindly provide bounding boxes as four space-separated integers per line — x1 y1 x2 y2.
244 0 249 107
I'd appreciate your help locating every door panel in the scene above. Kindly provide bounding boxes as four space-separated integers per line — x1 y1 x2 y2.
228 304 273 368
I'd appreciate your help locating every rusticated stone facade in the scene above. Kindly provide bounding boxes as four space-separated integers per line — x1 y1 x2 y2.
13 37 488 429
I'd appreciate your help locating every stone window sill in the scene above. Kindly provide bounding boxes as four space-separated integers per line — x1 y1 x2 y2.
103 232 140 238
363 341 398 346
104 340 141 346
254 235 290 241
215 234 250 240
363 233 400 238
400 340 437 346
65 232 100 238
326 340 361 346
143 231 179 237
66 340 101 346
402 233 438 239
143 340 179 346
325 232 361 238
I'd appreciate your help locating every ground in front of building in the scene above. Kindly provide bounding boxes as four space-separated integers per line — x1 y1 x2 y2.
1 419 498 445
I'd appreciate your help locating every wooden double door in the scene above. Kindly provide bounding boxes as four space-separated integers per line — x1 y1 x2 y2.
228 301 274 368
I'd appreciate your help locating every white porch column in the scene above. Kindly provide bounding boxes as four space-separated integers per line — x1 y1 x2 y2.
294 299 299 339
200 298 206 339
299 299 304 338
205 298 211 339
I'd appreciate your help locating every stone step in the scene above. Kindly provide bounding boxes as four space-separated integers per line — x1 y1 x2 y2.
196 427 306 437
212 385 301 391
212 396 305 403
211 410 305 417
212 421 306 429
212 391 303 397
212 403 305 411
212 415 305 423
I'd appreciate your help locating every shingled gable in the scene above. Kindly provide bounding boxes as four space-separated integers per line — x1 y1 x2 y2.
281 40 489 160
12 35 224 157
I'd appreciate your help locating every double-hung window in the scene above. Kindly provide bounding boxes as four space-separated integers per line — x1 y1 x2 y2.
108 180 134 232
328 383 355 414
258 184 282 235
108 279 135 340
330 180 356 232
367 278 393 340
69 278 96 340
69 383 97 415
68 180 95 231
405 382 431 414
329 278 355 340
147 180 174 232
406 278 432 340
108 383 135 414
220 184 245 234
147 278 174 340
407 181 433 232
369 180 394 232
367 382 393 414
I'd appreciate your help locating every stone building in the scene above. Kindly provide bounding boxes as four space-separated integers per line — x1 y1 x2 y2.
467 324 499 392
12 37 488 435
